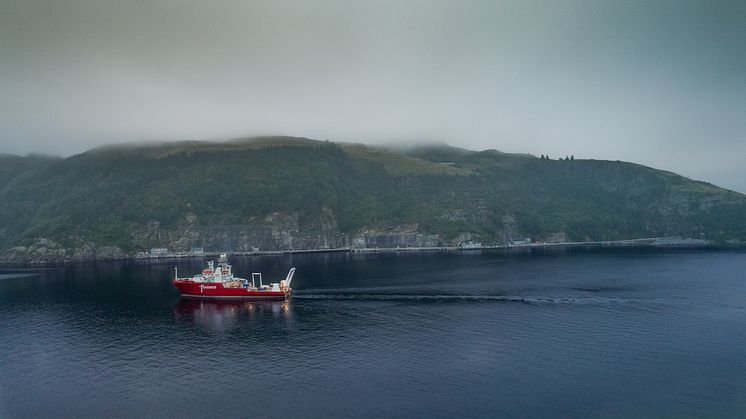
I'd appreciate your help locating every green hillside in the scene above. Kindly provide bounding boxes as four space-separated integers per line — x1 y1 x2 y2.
1 137 744 261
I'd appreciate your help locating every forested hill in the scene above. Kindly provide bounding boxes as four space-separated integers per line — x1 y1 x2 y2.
1 136 745 262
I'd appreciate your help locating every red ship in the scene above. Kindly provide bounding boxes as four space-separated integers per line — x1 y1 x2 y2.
173 254 295 300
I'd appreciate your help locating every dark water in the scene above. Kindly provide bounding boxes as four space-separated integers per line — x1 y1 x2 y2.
1 249 745 418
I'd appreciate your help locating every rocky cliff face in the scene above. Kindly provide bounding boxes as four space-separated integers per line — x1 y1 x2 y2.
0 216 565 264
127 208 345 252
0 238 127 264
0 209 508 263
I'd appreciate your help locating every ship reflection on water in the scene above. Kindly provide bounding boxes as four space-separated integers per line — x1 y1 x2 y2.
173 298 292 334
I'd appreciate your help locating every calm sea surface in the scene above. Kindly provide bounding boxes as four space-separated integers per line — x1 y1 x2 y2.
1 249 745 418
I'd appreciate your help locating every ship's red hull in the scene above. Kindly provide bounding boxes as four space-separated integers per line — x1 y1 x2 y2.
173 280 290 300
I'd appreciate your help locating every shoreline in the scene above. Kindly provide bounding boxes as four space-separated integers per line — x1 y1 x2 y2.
1 237 741 267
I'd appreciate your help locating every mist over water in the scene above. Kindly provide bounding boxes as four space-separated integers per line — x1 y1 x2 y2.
1 249 745 418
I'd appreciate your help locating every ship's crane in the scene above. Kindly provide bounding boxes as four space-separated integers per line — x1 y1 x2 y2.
285 268 296 287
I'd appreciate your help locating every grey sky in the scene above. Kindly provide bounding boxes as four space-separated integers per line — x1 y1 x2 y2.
1 0 744 192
